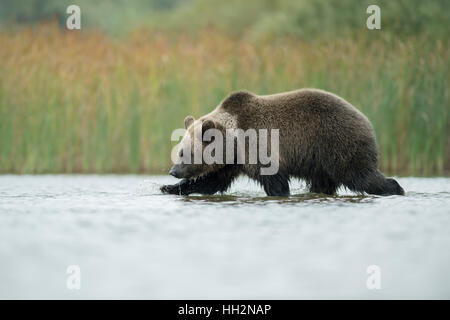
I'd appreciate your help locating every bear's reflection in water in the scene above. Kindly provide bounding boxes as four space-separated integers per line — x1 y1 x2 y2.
179 192 376 206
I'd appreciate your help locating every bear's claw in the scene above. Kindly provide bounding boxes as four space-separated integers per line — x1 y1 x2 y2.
160 181 186 195
160 184 176 194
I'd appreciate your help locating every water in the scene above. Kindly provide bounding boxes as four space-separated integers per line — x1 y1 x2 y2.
0 175 449 299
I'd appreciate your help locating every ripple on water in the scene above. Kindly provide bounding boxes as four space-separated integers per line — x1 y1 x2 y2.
0 175 449 299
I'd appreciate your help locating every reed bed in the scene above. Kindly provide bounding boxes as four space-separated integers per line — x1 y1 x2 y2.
0 24 448 175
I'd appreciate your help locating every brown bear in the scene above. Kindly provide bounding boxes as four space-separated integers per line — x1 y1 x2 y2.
160 88 405 197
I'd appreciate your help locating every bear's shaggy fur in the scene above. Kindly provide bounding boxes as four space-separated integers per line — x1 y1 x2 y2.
161 89 405 196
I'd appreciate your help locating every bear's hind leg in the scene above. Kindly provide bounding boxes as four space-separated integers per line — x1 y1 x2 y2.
344 169 405 196
309 173 338 195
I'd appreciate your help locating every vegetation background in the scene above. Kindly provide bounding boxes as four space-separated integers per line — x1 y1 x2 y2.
0 0 448 175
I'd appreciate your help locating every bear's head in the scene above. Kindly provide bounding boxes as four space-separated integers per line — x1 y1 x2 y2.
169 115 227 180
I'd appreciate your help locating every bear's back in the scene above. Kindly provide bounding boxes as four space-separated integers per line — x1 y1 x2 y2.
221 89 373 139
219 88 378 176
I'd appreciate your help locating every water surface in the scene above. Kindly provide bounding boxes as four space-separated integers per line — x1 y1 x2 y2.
0 175 449 299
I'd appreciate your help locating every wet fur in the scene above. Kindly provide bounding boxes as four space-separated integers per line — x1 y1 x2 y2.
161 89 405 196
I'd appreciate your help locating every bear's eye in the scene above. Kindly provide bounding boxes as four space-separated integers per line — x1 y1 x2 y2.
179 150 183 157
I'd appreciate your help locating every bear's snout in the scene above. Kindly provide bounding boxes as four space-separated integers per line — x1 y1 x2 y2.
169 165 182 178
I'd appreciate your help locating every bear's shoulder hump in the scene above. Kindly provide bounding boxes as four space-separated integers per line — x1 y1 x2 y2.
221 90 254 112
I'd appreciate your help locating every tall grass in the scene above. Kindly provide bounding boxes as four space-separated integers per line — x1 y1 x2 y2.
0 24 448 175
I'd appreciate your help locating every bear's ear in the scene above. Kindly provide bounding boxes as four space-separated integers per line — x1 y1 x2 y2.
184 115 194 129
202 119 215 135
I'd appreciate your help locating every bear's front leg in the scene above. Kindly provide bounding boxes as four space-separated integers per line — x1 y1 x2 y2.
160 167 238 196
160 178 218 195
160 179 191 195
258 172 290 196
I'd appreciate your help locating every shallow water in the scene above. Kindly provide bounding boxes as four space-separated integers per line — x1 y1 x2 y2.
0 175 449 299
